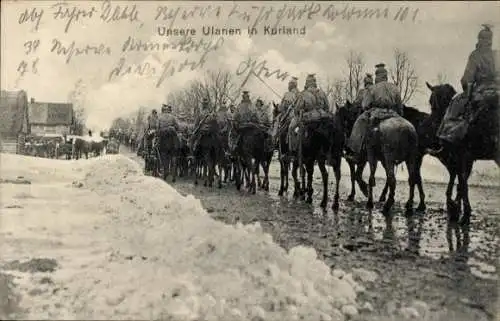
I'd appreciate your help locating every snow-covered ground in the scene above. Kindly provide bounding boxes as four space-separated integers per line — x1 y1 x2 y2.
0 153 382 320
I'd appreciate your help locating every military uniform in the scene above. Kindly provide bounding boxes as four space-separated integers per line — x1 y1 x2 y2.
288 74 330 153
348 64 402 159
437 25 499 145
158 106 180 133
229 91 259 152
354 73 374 108
191 98 214 151
216 102 231 134
273 77 299 145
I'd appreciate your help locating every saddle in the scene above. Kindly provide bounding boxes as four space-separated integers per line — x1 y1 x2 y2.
238 121 266 132
302 109 333 125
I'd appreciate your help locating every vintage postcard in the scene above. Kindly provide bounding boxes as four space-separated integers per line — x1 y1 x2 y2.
1 1 499 320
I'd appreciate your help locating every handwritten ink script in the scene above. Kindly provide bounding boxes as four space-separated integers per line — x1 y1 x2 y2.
108 36 225 88
235 56 290 96
154 3 420 30
12 1 421 89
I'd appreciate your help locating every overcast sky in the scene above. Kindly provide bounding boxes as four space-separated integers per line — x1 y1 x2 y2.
2 1 499 130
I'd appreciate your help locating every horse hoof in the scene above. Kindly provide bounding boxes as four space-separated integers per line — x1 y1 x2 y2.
332 201 339 212
278 190 283 196
347 194 354 202
264 185 269 192
320 200 327 208
382 203 392 216
366 200 374 210
459 216 470 226
417 203 426 212
194 181 198 186
306 197 313 204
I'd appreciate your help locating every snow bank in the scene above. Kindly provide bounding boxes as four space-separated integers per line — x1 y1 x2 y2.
0 153 365 320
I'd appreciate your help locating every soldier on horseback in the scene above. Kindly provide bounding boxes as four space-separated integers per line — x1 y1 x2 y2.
158 104 179 133
143 108 160 171
354 73 374 107
191 98 214 151
229 91 259 153
288 74 330 158
273 76 299 145
217 100 231 134
346 63 403 162
256 98 271 128
430 24 499 153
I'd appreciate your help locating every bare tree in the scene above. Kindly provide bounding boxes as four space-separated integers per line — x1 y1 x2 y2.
324 77 346 111
390 49 419 104
203 70 238 110
67 79 87 135
345 51 365 102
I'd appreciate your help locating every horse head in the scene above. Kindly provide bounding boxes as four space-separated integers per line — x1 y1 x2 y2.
335 99 361 134
426 81 456 120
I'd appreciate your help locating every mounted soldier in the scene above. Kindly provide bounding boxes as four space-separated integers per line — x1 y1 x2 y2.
158 104 179 133
256 98 271 129
143 109 159 155
430 24 499 152
346 63 403 162
273 76 299 145
191 98 215 151
216 100 231 134
229 91 259 153
288 74 330 156
354 73 374 108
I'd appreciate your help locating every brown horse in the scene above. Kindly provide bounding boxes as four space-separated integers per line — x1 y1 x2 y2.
425 82 499 225
363 111 420 219
157 127 181 183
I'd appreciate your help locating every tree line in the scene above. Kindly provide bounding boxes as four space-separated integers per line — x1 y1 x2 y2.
107 47 450 135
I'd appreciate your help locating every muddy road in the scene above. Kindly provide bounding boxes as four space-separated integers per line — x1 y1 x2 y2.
124 150 499 320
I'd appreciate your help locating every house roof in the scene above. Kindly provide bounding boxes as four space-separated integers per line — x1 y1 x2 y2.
0 90 28 135
29 101 73 125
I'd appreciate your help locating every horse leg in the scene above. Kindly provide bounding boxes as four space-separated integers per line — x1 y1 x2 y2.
446 170 458 222
379 182 389 203
318 159 328 209
278 157 285 196
292 160 301 199
366 155 377 210
171 155 177 183
459 158 474 226
347 159 357 201
256 161 262 189
263 161 270 192
382 160 396 217
163 155 169 181
251 159 257 194
284 155 289 193
355 161 369 197
405 157 417 216
415 154 426 211
300 163 306 201
304 159 314 204
194 158 199 185
331 157 341 212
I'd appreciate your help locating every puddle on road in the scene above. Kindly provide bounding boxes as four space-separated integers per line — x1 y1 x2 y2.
126 150 499 282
